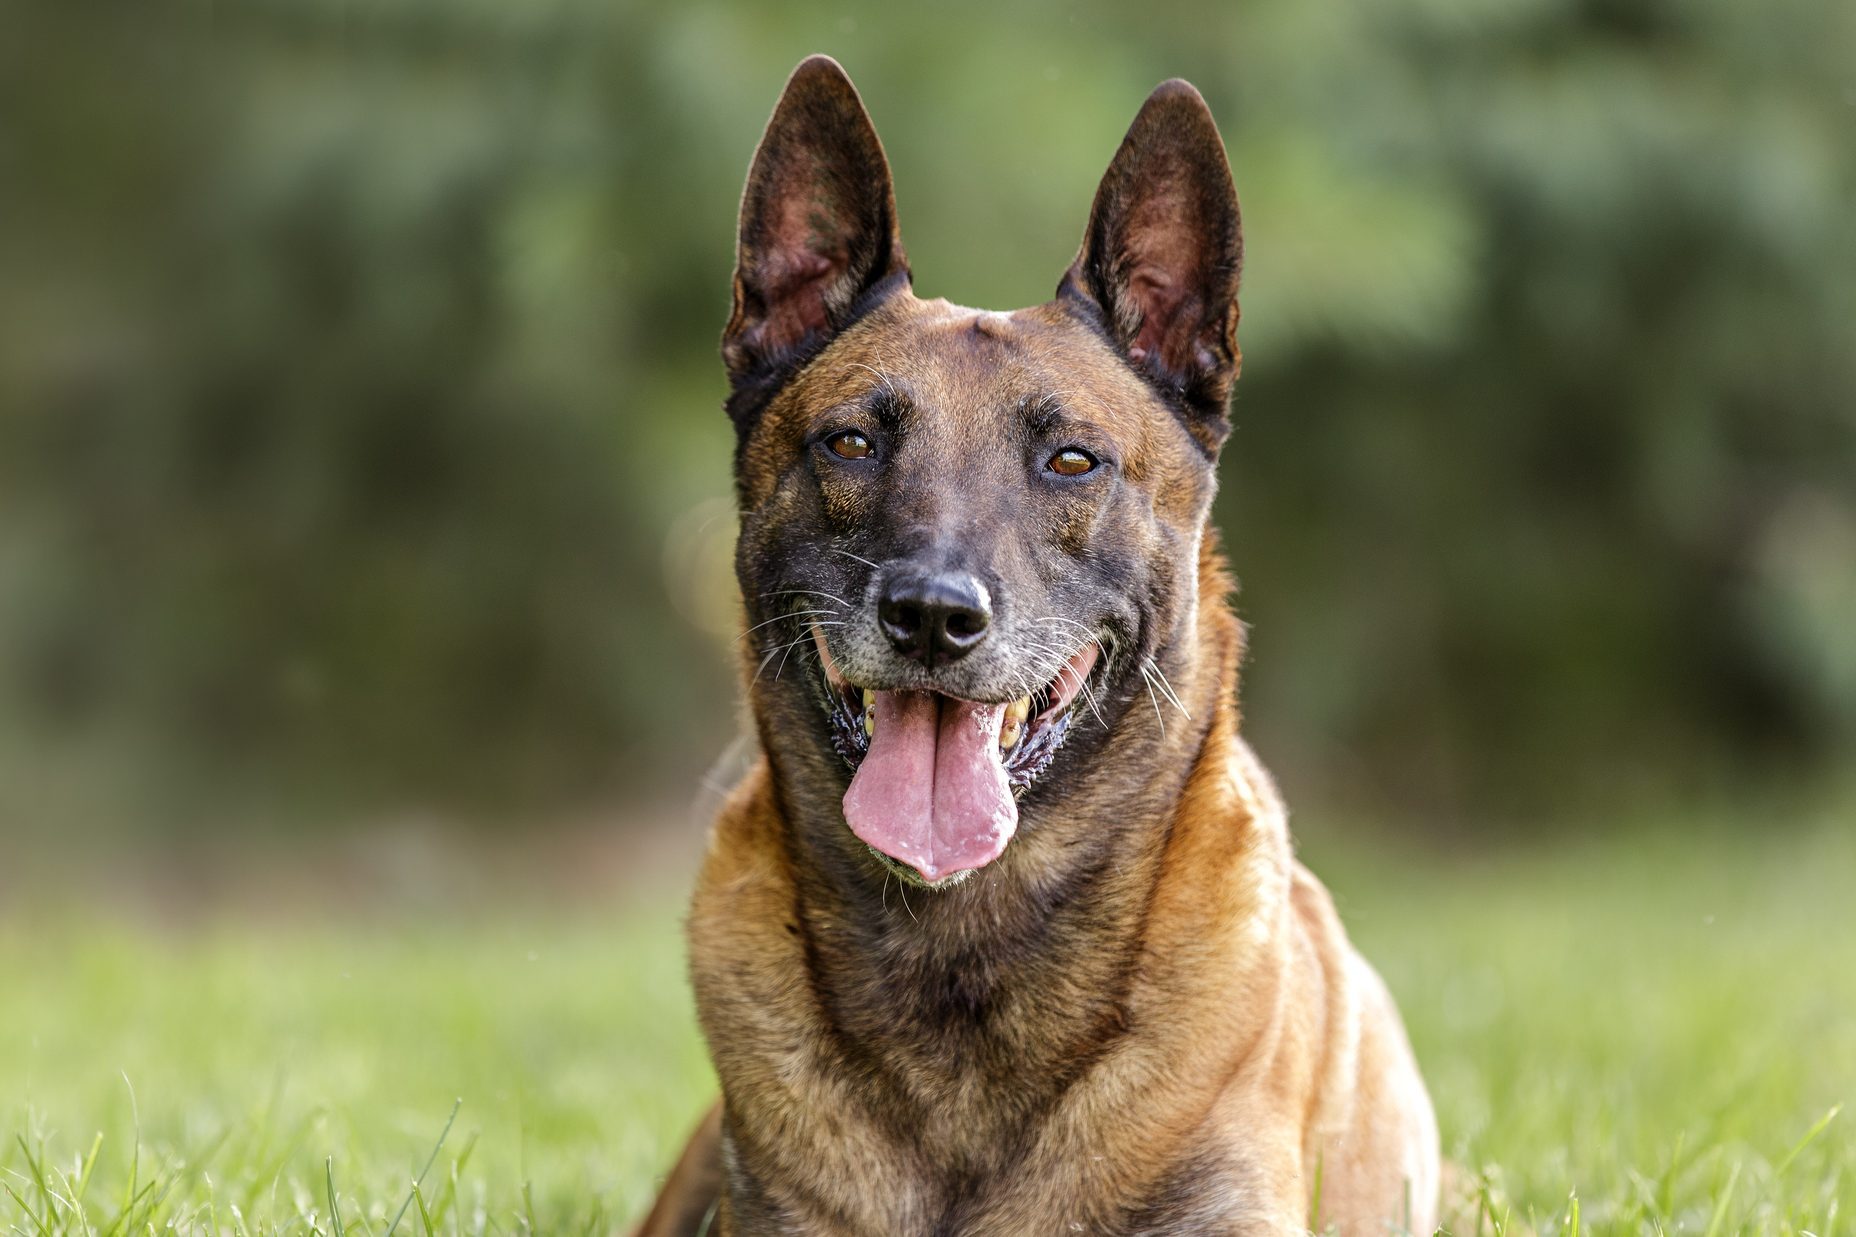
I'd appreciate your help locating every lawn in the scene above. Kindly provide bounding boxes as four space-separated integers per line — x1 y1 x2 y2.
2 810 1851 1235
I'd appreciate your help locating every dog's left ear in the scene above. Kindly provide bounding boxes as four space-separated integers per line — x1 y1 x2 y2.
1061 79 1242 455
723 55 909 418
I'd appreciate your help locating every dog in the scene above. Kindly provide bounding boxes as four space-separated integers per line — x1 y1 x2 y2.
636 55 1440 1236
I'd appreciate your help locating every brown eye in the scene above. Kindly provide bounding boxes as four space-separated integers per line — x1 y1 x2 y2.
1047 448 1097 476
826 431 872 460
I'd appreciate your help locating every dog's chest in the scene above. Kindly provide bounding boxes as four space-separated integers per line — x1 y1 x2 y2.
714 1011 1266 1236
720 1108 1262 1237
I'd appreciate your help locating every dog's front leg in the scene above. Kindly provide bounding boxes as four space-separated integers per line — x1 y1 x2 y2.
632 1104 723 1237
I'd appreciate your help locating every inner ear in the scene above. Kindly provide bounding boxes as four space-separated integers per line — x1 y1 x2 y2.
724 55 909 406
1117 188 1221 369
1063 79 1242 454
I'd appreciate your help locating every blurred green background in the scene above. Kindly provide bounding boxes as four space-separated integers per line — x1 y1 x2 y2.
2 0 1852 843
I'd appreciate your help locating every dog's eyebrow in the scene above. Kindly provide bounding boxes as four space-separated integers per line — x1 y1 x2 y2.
1021 393 1069 436
863 380 913 430
845 361 908 402
817 381 911 431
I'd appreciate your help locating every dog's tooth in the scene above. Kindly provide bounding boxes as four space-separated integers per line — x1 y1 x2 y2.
999 697 1030 750
864 706 876 739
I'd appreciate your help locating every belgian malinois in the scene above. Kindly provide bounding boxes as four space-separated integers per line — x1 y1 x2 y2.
637 55 1440 1236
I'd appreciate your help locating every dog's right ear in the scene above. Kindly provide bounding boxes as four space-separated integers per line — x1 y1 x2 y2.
1060 79 1242 456
723 55 909 420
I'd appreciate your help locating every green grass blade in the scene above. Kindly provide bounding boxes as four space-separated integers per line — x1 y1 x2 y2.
1657 1131 1687 1221
1778 1105 1843 1176
1701 1159 1741 1237
74 1130 105 1207
3 1178 54 1237
383 1098 462 1237
118 1074 140 1232
326 1156 347 1237
413 1180 437 1237
12 1135 53 1236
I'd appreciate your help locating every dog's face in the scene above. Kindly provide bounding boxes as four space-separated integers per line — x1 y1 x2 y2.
725 57 1242 888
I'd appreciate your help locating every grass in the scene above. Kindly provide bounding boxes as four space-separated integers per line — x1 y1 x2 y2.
2 810 1851 1235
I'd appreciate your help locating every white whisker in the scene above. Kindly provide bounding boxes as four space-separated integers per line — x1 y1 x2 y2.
1034 615 1097 638
774 640 822 682
1005 629 1110 728
830 548 881 570
753 636 814 685
849 361 903 408
1142 657 1191 720
1077 673 1107 729
735 609 835 644
760 588 850 608
1139 664 1167 738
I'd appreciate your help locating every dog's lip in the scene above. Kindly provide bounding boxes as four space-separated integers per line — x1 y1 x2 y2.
810 627 1101 721
814 627 853 694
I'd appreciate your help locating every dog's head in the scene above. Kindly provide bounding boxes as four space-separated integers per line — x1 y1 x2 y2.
726 56 1242 888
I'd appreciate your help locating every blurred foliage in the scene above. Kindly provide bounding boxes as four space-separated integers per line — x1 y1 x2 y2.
1 0 1851 833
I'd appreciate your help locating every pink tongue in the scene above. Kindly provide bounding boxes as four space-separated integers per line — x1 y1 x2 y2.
842 692 1017 883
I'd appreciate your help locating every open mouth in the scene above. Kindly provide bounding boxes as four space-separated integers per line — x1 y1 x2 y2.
813 629 1102 887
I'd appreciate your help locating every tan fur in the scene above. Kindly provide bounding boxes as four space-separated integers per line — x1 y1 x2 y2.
636 57 1438 1236
639 542 1438 1235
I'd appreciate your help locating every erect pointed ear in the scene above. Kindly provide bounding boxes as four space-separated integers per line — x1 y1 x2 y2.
1060 79 1242 455
723 55 909 413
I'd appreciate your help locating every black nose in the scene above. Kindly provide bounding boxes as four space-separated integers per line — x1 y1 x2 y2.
878 570 992 665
